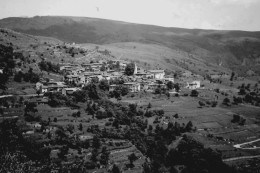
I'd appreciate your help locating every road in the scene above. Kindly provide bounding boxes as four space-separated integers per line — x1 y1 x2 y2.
223 155 260 162
233 138 260 149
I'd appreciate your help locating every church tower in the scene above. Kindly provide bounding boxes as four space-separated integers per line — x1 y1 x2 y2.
134 63 138 75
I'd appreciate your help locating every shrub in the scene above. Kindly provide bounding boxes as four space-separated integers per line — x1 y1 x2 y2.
190 90 199 97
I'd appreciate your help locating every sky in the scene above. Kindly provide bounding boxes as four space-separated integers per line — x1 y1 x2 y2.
1 0 260 31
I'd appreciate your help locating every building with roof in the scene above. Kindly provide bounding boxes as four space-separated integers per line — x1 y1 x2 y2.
123 82 141 92
148 70 165 79
186 81 200 90
109 84 118 91
146 83 166 92
62 88 80 96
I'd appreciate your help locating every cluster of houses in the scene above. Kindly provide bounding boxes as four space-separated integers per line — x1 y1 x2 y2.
36 59 201 96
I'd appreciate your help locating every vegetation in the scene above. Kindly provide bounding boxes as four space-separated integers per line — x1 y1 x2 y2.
38 60 60 73
124 63 135 76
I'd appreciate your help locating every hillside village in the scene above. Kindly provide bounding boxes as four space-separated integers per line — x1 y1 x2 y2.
1 26 260 173
37 60 178 96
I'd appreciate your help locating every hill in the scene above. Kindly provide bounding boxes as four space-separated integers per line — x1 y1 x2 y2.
1 16 260 76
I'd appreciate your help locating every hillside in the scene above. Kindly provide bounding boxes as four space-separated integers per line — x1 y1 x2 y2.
1 16 260 76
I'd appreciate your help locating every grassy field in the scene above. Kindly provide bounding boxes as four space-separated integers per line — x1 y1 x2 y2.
119 88 260 160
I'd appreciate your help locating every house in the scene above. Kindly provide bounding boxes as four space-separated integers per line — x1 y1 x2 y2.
23 130 34 135
62 88 80 96
78 75 86 84
79 135 93 141
47 81 65 86
186 81 200 89
82 63 103 71
147 70 165 79
60 65 73 71
123 82 141 92
64 75 79 83
41 86 48 93
111 60 129 71
102 74 111 81
32 122 42 129
36 82 43 90
47 85 67 92
109 84 118 91
163 77 174 83
135 72 153 79
146 83 165 92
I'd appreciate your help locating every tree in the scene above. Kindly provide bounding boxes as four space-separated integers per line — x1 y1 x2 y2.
143 159 151 173
24 102 37 113
112 119 119 129
147 102 152 108
100 146 110 165
239 88 246 95
190 90 199 97
83 83 99 99
0 73 9 90
198 101 205 107
36 89 41 96
173 113 179 118
121 86 129 96
174 83 180 92
92 135 101 149
166 81 174 90
66 124 74 134
111 164 121 173
222 98 230 106
100 64 106 71
230 72 235 81
53 117 57 122
155 87 162 94
78 123 83 131
58 146 69 160
125 63 135 76
91 148 98 162
14 72 23 82
128 153 138 166
185 121 193 132
83 140 90 149
99 80 109 91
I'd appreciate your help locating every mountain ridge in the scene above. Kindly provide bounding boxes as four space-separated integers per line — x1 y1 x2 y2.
0 16 260 76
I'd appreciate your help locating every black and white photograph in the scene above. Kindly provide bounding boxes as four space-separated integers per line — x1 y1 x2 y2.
0 0 260 172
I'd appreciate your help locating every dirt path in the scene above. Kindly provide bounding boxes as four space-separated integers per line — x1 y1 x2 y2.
234 138 260 149
110 146 135 155
223 155 260 162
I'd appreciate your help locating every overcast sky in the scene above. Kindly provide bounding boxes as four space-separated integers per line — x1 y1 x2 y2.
1 0 260 31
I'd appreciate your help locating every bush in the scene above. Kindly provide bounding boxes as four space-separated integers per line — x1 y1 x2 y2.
222 98 230 106
96 110 107 119
190 90 199 97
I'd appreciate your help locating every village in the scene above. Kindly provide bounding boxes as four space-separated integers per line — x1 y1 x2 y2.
35 59 201 97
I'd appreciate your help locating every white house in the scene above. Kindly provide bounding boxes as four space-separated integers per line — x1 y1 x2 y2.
36 82 43 90
163 78 174 83
186 81 200 89
41 86 48 93
79 135 93 141
148 70 165 79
